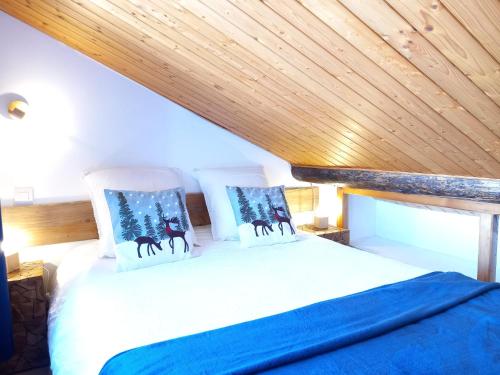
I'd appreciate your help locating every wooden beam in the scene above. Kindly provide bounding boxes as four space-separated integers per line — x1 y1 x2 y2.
477 214 498 282
292 166 500 203
342 188 500 215
336 187 348 229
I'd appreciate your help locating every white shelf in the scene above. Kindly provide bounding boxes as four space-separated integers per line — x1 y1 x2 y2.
351 235 480 279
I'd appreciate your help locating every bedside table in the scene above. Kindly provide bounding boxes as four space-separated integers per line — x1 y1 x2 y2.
298 224 350 245
0 261 49 374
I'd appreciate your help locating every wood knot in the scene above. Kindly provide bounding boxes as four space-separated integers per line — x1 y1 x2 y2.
424 25 434 32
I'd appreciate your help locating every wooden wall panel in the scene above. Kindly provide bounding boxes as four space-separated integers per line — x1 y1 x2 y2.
2 201 99 247
0 0 499 178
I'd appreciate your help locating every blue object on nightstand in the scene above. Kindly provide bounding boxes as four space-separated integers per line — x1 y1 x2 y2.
0 203 14 361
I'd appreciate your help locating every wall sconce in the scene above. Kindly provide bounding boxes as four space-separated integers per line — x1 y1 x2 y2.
7 99 29 120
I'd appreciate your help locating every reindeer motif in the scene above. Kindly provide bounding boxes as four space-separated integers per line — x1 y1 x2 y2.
134 236 162 259
162 216 189 254
251 219 274 237
272 207 295 236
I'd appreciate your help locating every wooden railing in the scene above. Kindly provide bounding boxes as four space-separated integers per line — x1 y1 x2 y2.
337 187 499 282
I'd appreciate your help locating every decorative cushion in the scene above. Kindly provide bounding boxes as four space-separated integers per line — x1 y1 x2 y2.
226 185 297 247
83 167 190 257
104 187 195 271
196 166 268 241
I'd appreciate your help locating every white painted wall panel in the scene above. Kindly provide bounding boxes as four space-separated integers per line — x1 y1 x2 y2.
375 200 479 261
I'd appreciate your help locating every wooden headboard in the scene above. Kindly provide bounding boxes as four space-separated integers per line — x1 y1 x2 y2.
1 187 318 247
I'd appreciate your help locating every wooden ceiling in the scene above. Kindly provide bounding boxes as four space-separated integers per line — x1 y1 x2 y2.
2 0 499 177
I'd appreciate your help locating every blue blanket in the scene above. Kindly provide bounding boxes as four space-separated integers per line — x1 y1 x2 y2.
100 272 500 374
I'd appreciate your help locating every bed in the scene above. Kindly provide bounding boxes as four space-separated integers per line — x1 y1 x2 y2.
6 165 497 374
48 226 433 374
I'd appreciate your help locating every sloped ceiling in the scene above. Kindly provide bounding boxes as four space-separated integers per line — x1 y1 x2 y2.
2 0 499 177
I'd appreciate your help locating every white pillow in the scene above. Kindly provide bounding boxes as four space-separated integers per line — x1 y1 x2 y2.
84 167 186 257
196 166 268 240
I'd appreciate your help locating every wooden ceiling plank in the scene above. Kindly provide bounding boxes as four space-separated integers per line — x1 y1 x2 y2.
231 0 487 177
441 0 500 64
200 0 453 175
89 0 390 164
338 0 500 139
82 0 354 166
124 0 388 169
300 0 500 164
56 1 326 161
1 2 319 167
118 2 372 169
267 0 500 177
161 1 413 171
176 0 431 173
386 0 500 105
58 0 344 166
0 3 303 164
72 0 392 170
2 0 497 177
143 0 396 170
224 0 480 174
59 0 352 167
108 0 422 170
2 1 320 165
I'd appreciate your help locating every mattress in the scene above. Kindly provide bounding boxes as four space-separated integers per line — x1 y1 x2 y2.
48 226 428 375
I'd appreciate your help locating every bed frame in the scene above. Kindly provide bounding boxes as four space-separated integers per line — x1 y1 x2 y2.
1 186 318 247
337 187 500 282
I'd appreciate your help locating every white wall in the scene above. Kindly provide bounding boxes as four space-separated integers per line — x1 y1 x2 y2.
375 200 479 261
0 11 303 205
349 195 499 278
347 195 376 242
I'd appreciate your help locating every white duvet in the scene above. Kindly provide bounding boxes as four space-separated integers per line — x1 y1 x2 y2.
48 227 428 375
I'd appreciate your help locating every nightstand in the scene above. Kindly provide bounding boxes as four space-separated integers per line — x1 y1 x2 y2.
298 224 350 245
0 261 49 374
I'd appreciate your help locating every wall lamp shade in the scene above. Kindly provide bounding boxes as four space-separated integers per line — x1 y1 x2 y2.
0 203 14 362
7 99 28 120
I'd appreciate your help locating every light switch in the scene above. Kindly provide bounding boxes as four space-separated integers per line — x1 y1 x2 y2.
14 186 34 205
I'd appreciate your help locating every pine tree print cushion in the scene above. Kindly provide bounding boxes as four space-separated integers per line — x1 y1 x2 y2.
104 187 195 271
226 185 297 248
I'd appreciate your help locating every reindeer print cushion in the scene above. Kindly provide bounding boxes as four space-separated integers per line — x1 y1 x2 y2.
226 185 297 248
104 187 195 272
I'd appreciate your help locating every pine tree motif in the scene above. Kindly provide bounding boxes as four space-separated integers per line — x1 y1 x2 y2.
144 214 157 241
280 188 292 217
257 203 267 220
117 192 142 241
155 202 167 240
265 193 277 223
176 191 189 231
236 187 257 223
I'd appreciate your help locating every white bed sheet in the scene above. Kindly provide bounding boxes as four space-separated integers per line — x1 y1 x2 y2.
48 226 428 375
